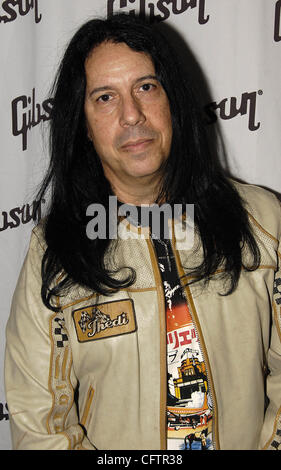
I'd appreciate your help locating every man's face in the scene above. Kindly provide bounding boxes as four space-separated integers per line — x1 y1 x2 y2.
84 41 172 193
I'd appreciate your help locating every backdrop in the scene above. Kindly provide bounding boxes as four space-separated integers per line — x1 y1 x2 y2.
0 0 280 449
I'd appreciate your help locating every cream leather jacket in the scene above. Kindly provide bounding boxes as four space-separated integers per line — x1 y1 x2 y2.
5 182 281 450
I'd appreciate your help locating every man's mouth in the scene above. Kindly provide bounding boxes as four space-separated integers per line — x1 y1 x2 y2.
121 138 153 152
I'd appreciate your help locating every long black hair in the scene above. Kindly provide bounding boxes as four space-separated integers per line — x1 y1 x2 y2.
37 13 260 311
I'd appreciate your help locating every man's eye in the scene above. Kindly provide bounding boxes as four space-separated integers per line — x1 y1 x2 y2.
97 94 111 103
140 83 155 92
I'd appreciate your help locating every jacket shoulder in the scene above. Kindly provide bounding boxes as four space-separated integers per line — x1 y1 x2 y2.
232 180 281 241
31 218 47 252
31 219 94 308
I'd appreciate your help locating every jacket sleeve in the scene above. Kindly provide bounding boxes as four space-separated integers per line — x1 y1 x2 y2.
260 225 281 449
4 229 88 450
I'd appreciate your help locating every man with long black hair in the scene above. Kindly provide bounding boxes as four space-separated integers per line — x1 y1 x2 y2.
5 14 281 450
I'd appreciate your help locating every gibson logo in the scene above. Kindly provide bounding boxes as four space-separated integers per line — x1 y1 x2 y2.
0 198 45 232
11 88 53 151
0 0 42 24
107 0 209 25
205 90 262 131
73 299 137 343
274 0 281 41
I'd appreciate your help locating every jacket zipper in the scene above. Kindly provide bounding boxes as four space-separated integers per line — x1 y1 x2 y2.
182 283 219 450
146 238 167 450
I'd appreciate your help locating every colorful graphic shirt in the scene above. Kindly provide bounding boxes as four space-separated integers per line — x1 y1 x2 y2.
152 237 214 451
124 204 214 450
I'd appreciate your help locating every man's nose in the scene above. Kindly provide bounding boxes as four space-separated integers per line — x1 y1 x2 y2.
119 95 146 127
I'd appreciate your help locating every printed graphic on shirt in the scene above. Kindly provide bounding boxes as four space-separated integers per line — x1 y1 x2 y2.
152 238 214 450
166 301 213 450
72 299 137 342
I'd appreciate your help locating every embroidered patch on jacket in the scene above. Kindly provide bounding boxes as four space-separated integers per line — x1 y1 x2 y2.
72 299 137 342
54 316 69 348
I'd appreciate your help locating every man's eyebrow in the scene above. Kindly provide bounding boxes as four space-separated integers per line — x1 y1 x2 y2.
135 74 158 84
88 75 159 98
89 85 112 98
